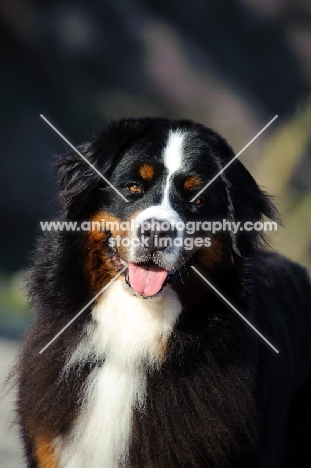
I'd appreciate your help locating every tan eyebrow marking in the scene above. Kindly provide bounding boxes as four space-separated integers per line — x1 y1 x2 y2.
139 163 155 181
183 175 201 191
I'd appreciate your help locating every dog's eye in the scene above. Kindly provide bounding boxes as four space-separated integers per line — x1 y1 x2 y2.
192 197 204 206
127 183 142 194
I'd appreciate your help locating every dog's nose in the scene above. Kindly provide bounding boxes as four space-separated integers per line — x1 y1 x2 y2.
137 219 178 252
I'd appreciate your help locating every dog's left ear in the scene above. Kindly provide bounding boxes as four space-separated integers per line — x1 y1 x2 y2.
211 136 278 257
221 159 277 257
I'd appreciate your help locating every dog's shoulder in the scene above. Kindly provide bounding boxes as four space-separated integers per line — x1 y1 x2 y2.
253 251 311 386
253 250 311 299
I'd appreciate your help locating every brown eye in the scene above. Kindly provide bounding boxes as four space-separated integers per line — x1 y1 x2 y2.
192 197 204 206
128 183 142 194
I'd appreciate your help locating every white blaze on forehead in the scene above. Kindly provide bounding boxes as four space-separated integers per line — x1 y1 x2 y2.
162 130 186 208
163 130 185 175
130 129 187 269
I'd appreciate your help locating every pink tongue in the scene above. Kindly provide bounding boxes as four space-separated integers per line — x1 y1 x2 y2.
128 263 168 297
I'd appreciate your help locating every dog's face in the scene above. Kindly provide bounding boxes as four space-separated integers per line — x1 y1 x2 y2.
56 118 274 298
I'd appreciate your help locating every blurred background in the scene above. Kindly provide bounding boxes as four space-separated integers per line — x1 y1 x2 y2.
1 0 311 466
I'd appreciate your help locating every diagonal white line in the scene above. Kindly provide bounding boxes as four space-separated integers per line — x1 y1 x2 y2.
191 266 279 354
191 115 278 202
40 114 129 203
39 266 127 354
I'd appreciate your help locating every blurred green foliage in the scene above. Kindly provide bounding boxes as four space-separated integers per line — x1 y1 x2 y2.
0 270 32 339
255 100 311 271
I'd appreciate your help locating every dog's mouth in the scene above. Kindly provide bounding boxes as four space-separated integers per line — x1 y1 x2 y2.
126 262 168 297
112 255 168 297
112 253 190 298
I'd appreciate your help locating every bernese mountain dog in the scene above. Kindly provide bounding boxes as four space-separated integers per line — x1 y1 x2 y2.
18 118 311 467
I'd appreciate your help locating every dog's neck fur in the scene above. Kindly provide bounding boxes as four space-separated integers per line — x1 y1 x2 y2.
55 280 181 468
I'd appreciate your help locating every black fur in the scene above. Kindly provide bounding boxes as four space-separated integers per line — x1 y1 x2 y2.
17 118 311 467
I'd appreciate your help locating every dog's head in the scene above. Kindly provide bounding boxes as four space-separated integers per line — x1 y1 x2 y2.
55 118 276 298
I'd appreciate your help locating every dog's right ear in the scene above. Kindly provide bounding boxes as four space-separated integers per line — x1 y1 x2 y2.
54 143 101 219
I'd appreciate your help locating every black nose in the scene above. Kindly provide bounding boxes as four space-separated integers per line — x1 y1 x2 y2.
137 219 178 252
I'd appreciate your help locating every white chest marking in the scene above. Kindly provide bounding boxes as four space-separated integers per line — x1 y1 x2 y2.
54 280 181 468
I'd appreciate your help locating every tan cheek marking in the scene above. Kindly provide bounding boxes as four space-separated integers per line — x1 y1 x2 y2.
196 238 227 267
139 163 154 181
85 212 122 295
183 176 201 191
34 437 57 468
171 238 231 311
85 210 143 295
